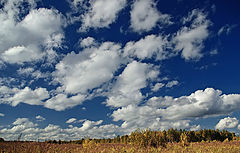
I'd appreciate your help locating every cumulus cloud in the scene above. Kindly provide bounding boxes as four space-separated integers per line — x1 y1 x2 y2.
112 104 194 131
44 93 85 111
0 118 122 141
124 34 172 60
0 0 65 64
80 0 126 30
0 118 38 136
110 88 240 132
106 61 159 107
66 118 77 124
151 83 165 92
174 9 210 60
53 39 123 94
17 67 50 80
215 117 239 130
36 115 45 121
166 80 179 88
0 113 4 117
149 88 240 120
130 0 171 33
0 86 49 106
2 88 240 140
79 37 97 48
80 120 103 131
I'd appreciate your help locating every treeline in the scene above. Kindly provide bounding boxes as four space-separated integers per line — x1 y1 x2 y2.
127 128 236 147
45 128 236 148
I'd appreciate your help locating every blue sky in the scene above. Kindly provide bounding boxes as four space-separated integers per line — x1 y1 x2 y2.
0 0 240 141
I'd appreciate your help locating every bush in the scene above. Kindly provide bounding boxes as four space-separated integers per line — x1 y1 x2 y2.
0 138 4 142
129 129 166 148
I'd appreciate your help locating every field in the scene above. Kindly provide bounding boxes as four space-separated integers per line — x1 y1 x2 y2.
1 129 239 152
1 141 240 153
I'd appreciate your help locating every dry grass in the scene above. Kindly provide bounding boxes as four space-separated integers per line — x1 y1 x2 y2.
1 140 240 153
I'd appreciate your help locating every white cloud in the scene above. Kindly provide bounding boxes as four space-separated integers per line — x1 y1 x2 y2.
0 118 38 135
66 118 77 124
17 67 34 75
166 80 179 88
215 117 239 130
210 49 218 55
112 105 194 131
110 88 240 132
0 118 122 141
80 0 126 30
10 87 49 106
218 24 237 36
130 0 171 33
0 113 4 117
0 1 65 64
190 125 201 131
53 40 123 94
106 61 159 107
151 83 164 92
1 46 41 64
0 86 49 106
44 93 85 111
124 34 172 60
71 0 84 8
150 88 240 120
80 120 103 131
36 115 45 121
80 37 97 48
17 67 50 80
174 9 210 60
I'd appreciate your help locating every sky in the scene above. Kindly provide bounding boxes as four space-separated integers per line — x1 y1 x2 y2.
0 0 240 141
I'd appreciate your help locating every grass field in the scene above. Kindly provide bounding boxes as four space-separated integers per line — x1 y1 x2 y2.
1 140 240 153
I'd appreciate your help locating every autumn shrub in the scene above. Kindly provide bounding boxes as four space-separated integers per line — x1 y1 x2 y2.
180 132 190 147
82 138 99 149
129 129 167 148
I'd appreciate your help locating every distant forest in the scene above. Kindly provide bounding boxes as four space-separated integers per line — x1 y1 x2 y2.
44 129 236 147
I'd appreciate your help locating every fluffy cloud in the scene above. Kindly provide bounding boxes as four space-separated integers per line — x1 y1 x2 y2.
17 67 50 80
44 93 85 111
66 118 77 124
0 0 65 64
80 0 126 30
111 88 240 131
166 80 179 88
0 113 4 117
80 120 103 131
124 34 172 60
79 37 97 48
215 117 239 130
149 88 240 120
112 104 194 131
36 115 45 121
53 39 123 94
130 0 171 33
2 88 240 140
0 118 122 141
151 83 165 92
174 9 210 60
106 61 159 107
1 118 38 136
0 86 49 106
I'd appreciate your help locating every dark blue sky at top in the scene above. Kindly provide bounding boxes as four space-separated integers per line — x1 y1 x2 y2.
0 0 240 140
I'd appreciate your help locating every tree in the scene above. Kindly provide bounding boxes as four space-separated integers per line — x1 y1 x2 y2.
180 132 190 146
0 137 4 142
